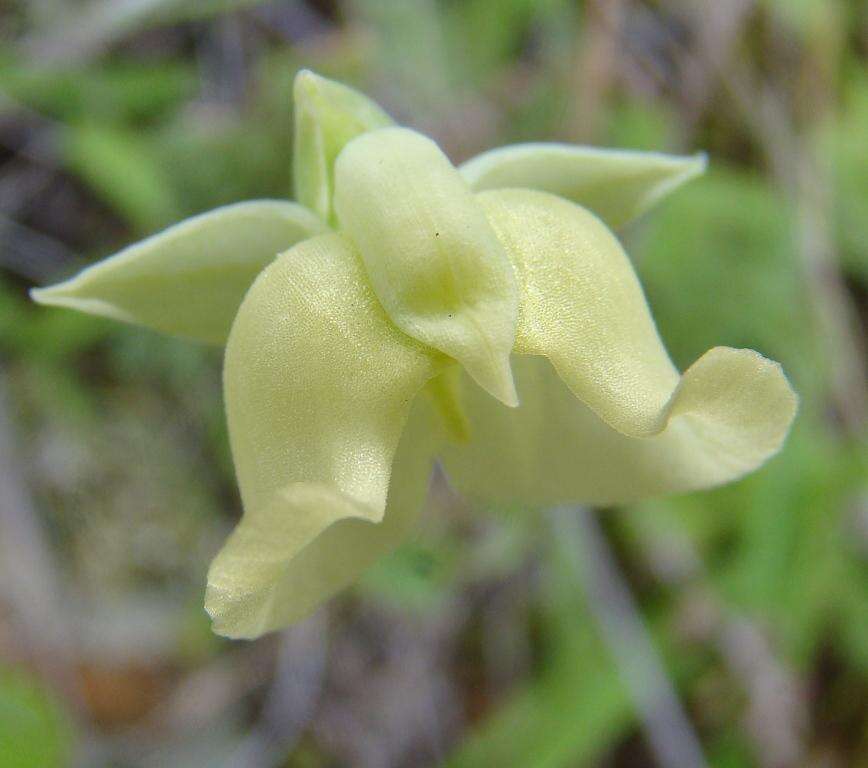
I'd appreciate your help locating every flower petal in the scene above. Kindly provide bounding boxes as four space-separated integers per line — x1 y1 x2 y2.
440 354 796 506
460 143 707 228
206 232 442 638
31 200 325 344
436 189 797 505
293 69 393 224
334 127 520 406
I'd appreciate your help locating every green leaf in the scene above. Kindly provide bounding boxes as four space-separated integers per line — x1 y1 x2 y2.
293 69 393 224
446 653 631 768
31 201 325 344
206 233 444 638
0 667 73 768
24 0 277 61
442 0 539 86
0 58 196 121
61 122 180 232
828 71 868 280
334 127 519 406
459 143 706 228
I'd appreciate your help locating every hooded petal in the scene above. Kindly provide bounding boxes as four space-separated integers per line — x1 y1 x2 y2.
31 201 325 344
206 232 443 638
437 189 796 506
460 143 706 229
334 127 520 406
293 70 394 224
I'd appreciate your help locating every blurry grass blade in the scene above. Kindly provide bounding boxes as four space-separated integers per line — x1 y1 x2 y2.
438 189 797 506
347 0 451 112
442 0 539 86
32 201 325 344
460 143 707 228
721 421 866 665
447 562 631 768
61 123 179 232
334 127 519 406
293 69 393 223
0 666 73 768
446 656 630 768
761 0 837 37
207 233 442 638
828 71 868 280
0 59 196 121
25 0 276 62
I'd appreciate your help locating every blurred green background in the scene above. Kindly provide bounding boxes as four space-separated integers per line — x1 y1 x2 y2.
0 1 866 766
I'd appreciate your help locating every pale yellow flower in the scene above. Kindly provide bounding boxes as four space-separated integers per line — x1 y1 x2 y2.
32 71 796 639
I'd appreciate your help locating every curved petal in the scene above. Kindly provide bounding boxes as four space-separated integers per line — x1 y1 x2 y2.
334 127 519 406
440 354 796 506
206 233 443 638
31 200 325 344
437 189 797 505
460 143 706 228
293 69 393 224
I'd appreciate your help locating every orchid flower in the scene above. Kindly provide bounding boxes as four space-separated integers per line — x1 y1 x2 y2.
32 71 797 639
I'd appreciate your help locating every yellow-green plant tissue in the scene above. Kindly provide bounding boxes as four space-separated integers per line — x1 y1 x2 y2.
32 70 797 639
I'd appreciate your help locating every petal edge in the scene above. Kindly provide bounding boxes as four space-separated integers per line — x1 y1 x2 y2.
438 189 797 505
31 200 325 344
461 143 706 228
334 127 519 406
210 232 442 637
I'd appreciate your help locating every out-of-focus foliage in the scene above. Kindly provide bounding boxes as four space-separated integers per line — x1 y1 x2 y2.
0 667 72 768
830 71 868 279
0 0 865 766
639 170 816 390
